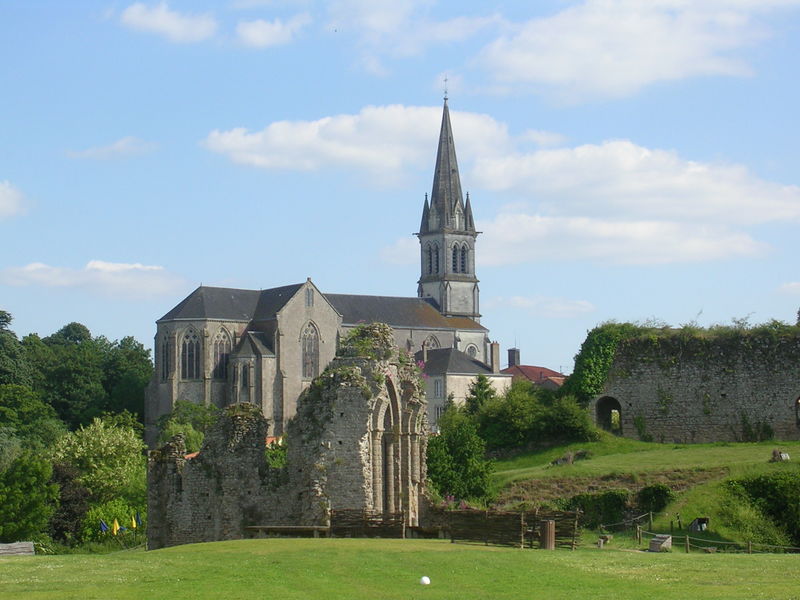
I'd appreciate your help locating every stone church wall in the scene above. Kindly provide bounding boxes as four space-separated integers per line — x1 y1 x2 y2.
593 334 800 444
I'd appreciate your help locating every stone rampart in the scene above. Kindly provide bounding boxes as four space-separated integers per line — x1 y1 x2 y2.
592 332 800 443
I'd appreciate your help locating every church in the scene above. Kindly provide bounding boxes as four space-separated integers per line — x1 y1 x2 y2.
144 99 511 446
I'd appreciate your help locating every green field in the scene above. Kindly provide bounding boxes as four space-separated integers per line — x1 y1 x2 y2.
2 538 800 600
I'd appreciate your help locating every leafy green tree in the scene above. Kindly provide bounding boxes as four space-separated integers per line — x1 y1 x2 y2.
0 311 31 387
427 406 493 501
465 373 496 415
49 462 91 544
0 384 66 449
157 400 220 451
0 452 59 542
542 395 599 442
53 417 146 507
102 336 152 419
476 379 544 449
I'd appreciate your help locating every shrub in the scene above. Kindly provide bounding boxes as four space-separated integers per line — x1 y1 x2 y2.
567 489 630 529
636 484 675 513
80 498 144 543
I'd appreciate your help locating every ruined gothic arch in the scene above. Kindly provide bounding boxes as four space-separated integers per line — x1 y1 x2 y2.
596 396 622 435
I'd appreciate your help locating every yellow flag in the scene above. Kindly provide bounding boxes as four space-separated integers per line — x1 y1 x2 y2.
112 519 120 536
131 515 137 530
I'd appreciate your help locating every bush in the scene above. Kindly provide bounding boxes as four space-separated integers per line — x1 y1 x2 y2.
732 472 800 544
566 489 630 529
80 498 145 543
0 451 59 542
542 396 600 442
636 484 675 513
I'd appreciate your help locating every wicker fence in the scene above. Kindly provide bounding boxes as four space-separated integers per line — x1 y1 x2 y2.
330 510 406 538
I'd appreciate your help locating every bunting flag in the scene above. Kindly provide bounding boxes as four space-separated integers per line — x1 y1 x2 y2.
131 515 137 530
112 519 120 536
99 520 109 533
135 512 143 527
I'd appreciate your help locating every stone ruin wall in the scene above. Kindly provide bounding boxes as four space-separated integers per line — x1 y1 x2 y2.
148 353 427 549
594 335 800 444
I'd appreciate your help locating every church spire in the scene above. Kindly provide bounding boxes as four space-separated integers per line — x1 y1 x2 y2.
429 97 467 231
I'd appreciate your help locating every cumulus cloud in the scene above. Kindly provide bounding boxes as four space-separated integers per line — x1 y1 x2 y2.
202 104 510 180
237 13 311 47
779 282 800 295
478 214 766 266
485 295 595 318
0 260 186 298
472 140 800 226
121 2 217 43
67 136 156 160
0 181 26 220
327 0 503 66
477 0 800 100
378 237 418 265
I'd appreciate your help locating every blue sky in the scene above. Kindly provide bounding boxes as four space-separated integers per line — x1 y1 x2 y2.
2 1 800 374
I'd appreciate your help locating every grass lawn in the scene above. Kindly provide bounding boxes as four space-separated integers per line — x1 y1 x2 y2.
2 538 800 600
492 438 800 487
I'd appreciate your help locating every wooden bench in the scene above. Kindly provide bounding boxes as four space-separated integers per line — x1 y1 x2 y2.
244 525 330 539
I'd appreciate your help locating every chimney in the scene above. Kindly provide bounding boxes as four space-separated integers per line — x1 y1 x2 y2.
490 341 500 374
508 347 520 368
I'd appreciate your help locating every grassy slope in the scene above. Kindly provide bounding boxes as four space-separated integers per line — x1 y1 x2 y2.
2 538 800 600
492 436 800 546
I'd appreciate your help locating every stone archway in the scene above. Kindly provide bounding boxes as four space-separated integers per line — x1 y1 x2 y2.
795 397 800 429
596 396 623 435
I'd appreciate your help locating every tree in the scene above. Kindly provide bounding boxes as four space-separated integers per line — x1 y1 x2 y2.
52 417 146 507
157 400 220 451
0 311 31 387
476 379 544 449
465 373 496 415
426 407 493 501
0 384 66 449
49 463 91 544
102 336 153 419
0 452 59 542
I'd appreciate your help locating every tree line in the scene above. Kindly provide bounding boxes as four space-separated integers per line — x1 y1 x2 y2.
0 310 151 549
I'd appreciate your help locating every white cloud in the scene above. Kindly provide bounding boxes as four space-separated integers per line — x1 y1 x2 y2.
0 181 26 220
202 104 510 180
779 282 800 295
519 129 568 148
477 0 800 100
472 140 800 226
379 237 418 265
327 0 503 64
486 295 595 318
67 136 156 160
121 2 217 43
0 260 186 298
236 13 311 47
479 213 766 266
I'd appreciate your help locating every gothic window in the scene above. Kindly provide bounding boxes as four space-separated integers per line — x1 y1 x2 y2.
434 243 440 273
423 335 440 350
460 245 468 273
212 331 231 380
180 330 201 380
301 322 320 379
427 245 433 275
242 363 249 387
466 344 478 358
452 245 459 273
434 379 442 398
305 287 314 307
160 336 171 382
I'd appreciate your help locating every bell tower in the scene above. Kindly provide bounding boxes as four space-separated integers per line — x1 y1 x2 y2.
417 98 480 321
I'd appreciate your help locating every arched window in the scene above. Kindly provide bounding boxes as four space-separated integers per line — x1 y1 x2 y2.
452 245 459 272
426 245 433 275
433 244 440 273
181 330 201 380
160 336 171 381
466 344 478 358
423 335 440 350
460 245 468 273
212 330 231 380
301 323 320 379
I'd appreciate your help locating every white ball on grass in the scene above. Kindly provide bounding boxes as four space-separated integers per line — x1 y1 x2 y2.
420 576 431 585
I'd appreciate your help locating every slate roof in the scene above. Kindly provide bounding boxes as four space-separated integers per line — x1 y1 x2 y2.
158 284 303 322
159 284 485 333
234 331 275 357
326 293 485 331
415 347 493 376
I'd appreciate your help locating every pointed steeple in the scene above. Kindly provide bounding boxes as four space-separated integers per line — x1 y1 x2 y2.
419 193 430 234
429 98 465 230
464 192 475 232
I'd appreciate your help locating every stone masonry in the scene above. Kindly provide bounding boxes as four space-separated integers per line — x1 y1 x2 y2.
147 325 428 549
591 332 800 444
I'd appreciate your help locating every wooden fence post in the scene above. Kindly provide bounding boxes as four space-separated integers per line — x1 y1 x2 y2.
748 541 752 554
636 525 641 546
520 512 525 549
685 534 690 553
649 512 653 531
